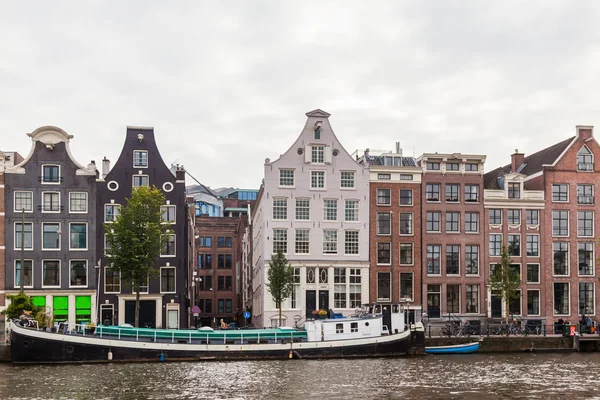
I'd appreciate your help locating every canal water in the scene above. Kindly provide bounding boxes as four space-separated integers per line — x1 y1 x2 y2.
1 353 600 399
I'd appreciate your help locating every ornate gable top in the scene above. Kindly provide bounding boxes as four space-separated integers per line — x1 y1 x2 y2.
27 126 73 145
305 109 331 118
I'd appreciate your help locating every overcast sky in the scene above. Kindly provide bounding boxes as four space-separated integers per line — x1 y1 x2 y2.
1 1 599 189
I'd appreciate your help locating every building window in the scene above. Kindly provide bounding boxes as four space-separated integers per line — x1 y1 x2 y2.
446 162 459 171
160 267 176 293
578 211 594 237
291 268 301 308
319 267 328 284
323 230 337 254
104 204 121 223
334 268 346 308
14 191 33 212
295 229 310 254
344 200 359 222
345 231 359 255
42 260 60 287
445 184 459 202
553 242 569 275
378 173 391 180
508 234 520 257
340 171 355 188
552 184 569 202
377 243 391 265
377 212 391 235
400 273 413 300
218 300 225 314
554 283 569 315
526 235 539 257
105 268 121 293
199 237 212 247
161 234 176 256
508 183 521 199
399 213 413 235
15 222 33 250
199 275 212 291
446 245 460 275
527 290 540 315
217 276 233 291
399 189 413 205
133 150 148 168
296 198 310 220
400 174 413 180
426 162 440 170
377 272 391 301
426 211 441 232
464 185 479 202
466 285 479 313
42 192 60 212
465 245 479 275
306 267 316 284
579 282 594 315
465 212 479 233
195 201 221 217
273 198 288 220
42 165 60 184
42 223 60 250
489 234 501 257
69 192 88 213
132 175 149 187
447 284 460 313
311 171 325 189
446 212 460 232
70 260 87 287
377 188 391 205
311 145 325 163
399 243 413 265
161 206 176 224
507 209 520 225
198 254 213 269
279 169 295 186
349 269 362 308
578 243 594 276
272 229 287 254
526 209 539 225
489 209 502 225
577 146 594 171
426 184 440 201
14 260 33 288
69 223 87 250
427 285 441 319
577 184 594 204
427 245 441 274
552 210 569 236
324 199 337 221
217 254 233 269
527 264 540 283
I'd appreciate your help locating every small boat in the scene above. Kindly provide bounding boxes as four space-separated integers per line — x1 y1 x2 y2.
10 303 425 363
425 341 480 354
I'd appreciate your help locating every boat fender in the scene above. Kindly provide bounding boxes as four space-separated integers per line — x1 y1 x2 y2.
108 351 113 361
288 351 293 359
160 352 165 362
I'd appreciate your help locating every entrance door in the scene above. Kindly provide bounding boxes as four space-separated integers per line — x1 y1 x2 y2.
167 309 179 329
100 305 114 326
125 300 157 328
306 290 316 317
319 290 329 311
491 295 502 319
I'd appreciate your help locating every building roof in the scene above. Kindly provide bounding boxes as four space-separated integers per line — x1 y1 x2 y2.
361 155 418 167
186 184 219 197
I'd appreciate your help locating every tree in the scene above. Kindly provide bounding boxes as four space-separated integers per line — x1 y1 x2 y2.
489 243 522 327
105 186 170 328
266 251 294 327
1 293 39 320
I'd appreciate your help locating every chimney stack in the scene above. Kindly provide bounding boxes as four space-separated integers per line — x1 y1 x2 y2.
102 157 110 179
511 149 525 173
176 164 185 181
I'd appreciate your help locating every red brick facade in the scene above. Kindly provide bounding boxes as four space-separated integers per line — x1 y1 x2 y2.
0 172 4 309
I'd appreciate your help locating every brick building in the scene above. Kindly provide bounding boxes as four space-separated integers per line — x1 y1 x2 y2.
419 153 487 323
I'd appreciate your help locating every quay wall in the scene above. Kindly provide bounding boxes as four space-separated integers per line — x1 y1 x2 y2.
0 343 10 362
426 336 574 353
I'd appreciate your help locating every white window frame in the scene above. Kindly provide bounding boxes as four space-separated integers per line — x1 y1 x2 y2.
41 191 61 213
41 222 61 251
527 289 541 316
377 271 392 302
323 229 338 255
340 171 355 189
161 205 176 224
14 191 33 213
279 169 295 187
552 242 569 277
526 234 540 257
41 259 61 288
69 222 88 251
14 222 33 250
344 199 359 222
133 150 149 168
14 259 34 288
577 210 594 238
41 164 60 185
104 267 121 294
161 234 176 257
295 198 310 221
160 266 177 294
578 282 595 316
399 272 414 301
551 183 569 203
132 174 149 188
553 282 570 316
552 210 569 237
104 233 111 256
69 259 88 288
399 243 414 266
465 284 480 314
311 145 325 163
294 229 310 255
272 229 288 254
344 230 359 255
104 204 121 223
310 170 326 190
507 234 521 257
399 212 413 236
399 189 413 206
526 263 540 284
323 199 338 221
577 242 595 277
69 192 88 214
272 198 288 220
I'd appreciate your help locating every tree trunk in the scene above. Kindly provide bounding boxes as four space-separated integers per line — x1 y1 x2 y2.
278 301 282 328
505 296 510 336
135 289 140 328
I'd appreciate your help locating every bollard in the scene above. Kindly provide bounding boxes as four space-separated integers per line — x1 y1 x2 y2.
573 333 580 352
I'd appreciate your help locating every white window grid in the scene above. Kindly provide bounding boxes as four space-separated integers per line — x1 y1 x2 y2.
295 199 310 220
295 229 310 254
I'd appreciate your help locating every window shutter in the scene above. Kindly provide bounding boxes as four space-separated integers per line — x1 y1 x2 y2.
325 146 332 164
305 145 311 163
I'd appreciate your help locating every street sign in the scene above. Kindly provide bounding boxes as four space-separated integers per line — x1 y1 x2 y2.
192 306 200 314
193 313 199 317
243 311 251 319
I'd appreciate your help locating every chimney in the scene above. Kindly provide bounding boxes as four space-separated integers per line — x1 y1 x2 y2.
395 142 401 154
176 164 185 181
511 149 524 173
102 157 110 179
577 125 594 140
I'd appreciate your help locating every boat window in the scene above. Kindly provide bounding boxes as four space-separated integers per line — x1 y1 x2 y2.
374 305 382 313
351 322 358 333
365 322 370 327
392 305 400 313
336 323 344 334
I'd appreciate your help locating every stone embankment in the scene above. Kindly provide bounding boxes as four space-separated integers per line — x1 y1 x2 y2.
426 336 575 352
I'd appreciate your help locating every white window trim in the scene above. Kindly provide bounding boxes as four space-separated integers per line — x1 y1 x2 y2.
399 189 413 206
465 245 480 276
446 284 461 313
426 211 441 233
294 229 310 255
551 183 570 203
14 221 33 251
577 243 595 277
133 150 149 168
278 169 295 188
344 199 360 223
132 174 149 188
69 259 88 288
465 284 480 314
577 210 595 238
399 243 414 266
526 234 541 258
41 259 61 288
41 222 61 251
376 242 392 266
160 266 177 294
322 229 338 255
340 170 356 190
69 192 88 214
578 282 596 316
161 205 177 225
160 234 177 257
376 272 392 302
69 222 88 251
552 210 570 238
376 212 392 236
376 188 392 206
294 198 311 221
425 183 441 203
445 211 461 234
552 243 570 277
139 274 150 294
272 197 288 221
104 204 121 223
399 272 414 301
104 233 111 257
446 245 461 276
527 289 541 316
41 164 61 185
464 212 480 234
310 170 327 191
13 190 34 213
104 268 121 294
507 234 521 257
526 263 541 284
323 198 338 221
399 212 414 236
41 191 61 214
553 282 571 316
14 259 34 288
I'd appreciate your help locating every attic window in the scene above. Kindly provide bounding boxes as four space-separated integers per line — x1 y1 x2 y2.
577 146 593 171
314 129 321 140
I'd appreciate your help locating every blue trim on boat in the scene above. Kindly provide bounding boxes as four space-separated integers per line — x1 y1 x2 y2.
425 342 480 354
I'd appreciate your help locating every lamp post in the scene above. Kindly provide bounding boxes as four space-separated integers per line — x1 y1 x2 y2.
19 208 25 292
95 259 102 324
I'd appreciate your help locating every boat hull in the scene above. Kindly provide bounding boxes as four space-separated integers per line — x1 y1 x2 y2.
10 324 424 363
425 342 480 354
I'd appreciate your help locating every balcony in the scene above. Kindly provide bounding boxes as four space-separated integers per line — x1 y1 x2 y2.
578 163 594 171
577 195 594 205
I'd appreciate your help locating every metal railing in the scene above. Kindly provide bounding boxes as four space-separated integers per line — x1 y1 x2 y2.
426 321 600 338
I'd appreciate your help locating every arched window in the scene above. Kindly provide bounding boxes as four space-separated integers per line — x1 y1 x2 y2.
577 146 594 171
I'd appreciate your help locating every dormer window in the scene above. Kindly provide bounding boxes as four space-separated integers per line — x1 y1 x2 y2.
426 162 440 170
42 165 60 184
133 150 148 168
446 163 459 171
577 146 593 171
508 183 521 199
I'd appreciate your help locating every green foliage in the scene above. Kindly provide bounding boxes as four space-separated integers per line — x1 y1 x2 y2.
34 308 53 328
104 185 170 326
266 251 294 326
1 293 40 319
489 243 522 325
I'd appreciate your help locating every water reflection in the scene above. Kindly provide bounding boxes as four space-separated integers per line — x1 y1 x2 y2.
1 353 599 399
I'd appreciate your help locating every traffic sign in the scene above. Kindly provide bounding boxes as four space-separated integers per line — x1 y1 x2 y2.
243 311 251 319
192 306 200 314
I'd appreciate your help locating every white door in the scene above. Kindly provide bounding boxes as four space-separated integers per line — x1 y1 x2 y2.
167 309 179 329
